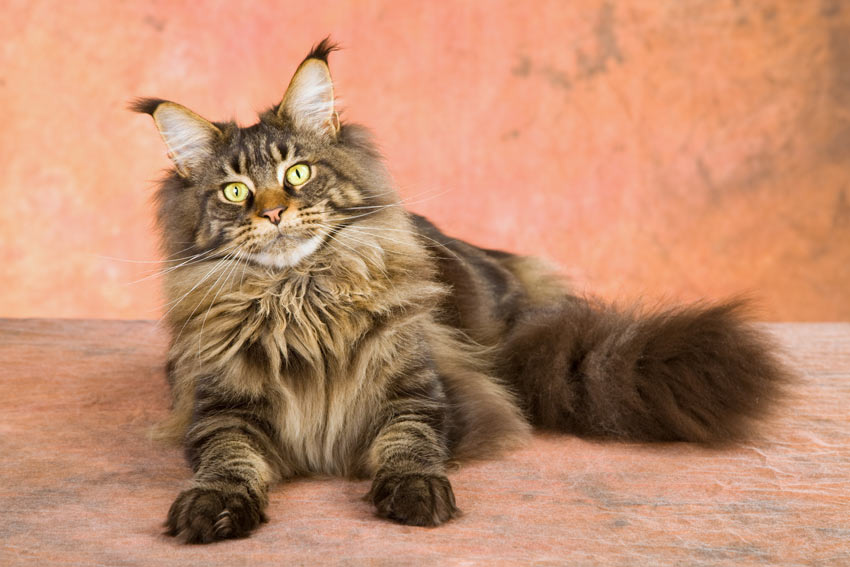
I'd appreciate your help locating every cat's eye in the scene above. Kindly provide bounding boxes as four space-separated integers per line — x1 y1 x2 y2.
285 163 311 186
222 182 250 203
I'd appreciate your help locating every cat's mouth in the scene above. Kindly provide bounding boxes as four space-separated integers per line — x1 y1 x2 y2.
269 226 325 247
273 232 307 242
247 230 326 269
271 220 324 240
261 231 311 252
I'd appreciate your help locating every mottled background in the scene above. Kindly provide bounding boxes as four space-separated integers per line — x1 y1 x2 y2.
2 0 848 320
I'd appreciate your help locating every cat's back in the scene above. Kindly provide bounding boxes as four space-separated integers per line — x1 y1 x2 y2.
409 213 568 347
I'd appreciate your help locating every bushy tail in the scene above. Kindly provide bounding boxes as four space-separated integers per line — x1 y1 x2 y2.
501 297 790 443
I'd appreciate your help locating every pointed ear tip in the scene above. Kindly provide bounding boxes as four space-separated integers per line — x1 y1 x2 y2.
300 57 333 76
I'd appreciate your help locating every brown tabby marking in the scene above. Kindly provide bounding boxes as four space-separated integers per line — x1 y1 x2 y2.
134 39 789 543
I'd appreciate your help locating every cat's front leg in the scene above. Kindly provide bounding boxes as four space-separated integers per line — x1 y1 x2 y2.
367 384 458 526
165 392 279 543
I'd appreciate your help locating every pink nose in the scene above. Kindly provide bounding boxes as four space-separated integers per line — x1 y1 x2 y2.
260 207 285 225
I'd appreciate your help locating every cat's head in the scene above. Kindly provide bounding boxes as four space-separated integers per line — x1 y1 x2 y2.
134 39 395 269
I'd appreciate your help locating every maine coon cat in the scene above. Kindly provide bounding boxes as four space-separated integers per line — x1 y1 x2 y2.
134 39 788 543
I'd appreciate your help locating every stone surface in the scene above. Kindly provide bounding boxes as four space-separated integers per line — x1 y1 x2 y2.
1 318 848 565
1 2 848 320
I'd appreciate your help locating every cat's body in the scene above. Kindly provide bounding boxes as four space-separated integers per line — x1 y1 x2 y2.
160 205 530 477
135 40 788 543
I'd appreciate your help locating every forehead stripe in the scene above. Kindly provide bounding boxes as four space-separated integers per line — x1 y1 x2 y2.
270 142 283 162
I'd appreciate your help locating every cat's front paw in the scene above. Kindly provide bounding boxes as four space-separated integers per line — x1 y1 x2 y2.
165 485 267 543
369 472 458 526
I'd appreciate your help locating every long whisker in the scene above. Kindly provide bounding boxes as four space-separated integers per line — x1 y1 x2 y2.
125 250 220 284
238 245 251 289
157 248 241 326
126 243 241 285
167 249 242 348
157 253 236 318
198 249 247 359
136 228 252 283
95 244 202 264
314 222 386 254
363 185 449 205
306 189 451 234
329 223 462 262
337 187 452 213
317 226 398 287
324 188 453 225
315 222 440 262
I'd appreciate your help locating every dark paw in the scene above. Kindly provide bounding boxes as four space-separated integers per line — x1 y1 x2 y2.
369 472 458 526
165 485 267 543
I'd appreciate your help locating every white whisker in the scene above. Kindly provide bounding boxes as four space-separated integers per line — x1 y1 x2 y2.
198 249 247 359
94 243 200 264
317 226 398 287
167 250 241 348
125 244 239 285
334 223 462 262
158 248 241 328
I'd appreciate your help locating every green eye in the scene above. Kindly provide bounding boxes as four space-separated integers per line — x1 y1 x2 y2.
285 163 311 186
222 182 250 202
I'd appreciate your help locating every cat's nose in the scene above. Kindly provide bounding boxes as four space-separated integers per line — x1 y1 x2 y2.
260 207 285 225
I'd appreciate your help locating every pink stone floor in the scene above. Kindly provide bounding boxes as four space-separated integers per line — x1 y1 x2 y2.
2 319 848 565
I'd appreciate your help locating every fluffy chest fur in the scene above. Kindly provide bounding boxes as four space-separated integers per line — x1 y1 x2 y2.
163 226 446 476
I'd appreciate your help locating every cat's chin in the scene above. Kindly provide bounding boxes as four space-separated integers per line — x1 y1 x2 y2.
249 234 324 269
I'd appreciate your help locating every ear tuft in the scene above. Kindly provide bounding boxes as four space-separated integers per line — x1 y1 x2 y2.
136 100 221 177
305 37 340 63
277 39 340 138
129 97 168 115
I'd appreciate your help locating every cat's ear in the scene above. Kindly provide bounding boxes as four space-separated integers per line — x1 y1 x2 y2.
131 98 221 177
277 39 340 139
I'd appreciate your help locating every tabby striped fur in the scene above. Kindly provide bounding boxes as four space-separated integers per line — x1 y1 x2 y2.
134 39 788 543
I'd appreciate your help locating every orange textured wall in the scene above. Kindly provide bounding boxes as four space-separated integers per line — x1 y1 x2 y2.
1 1 848 320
